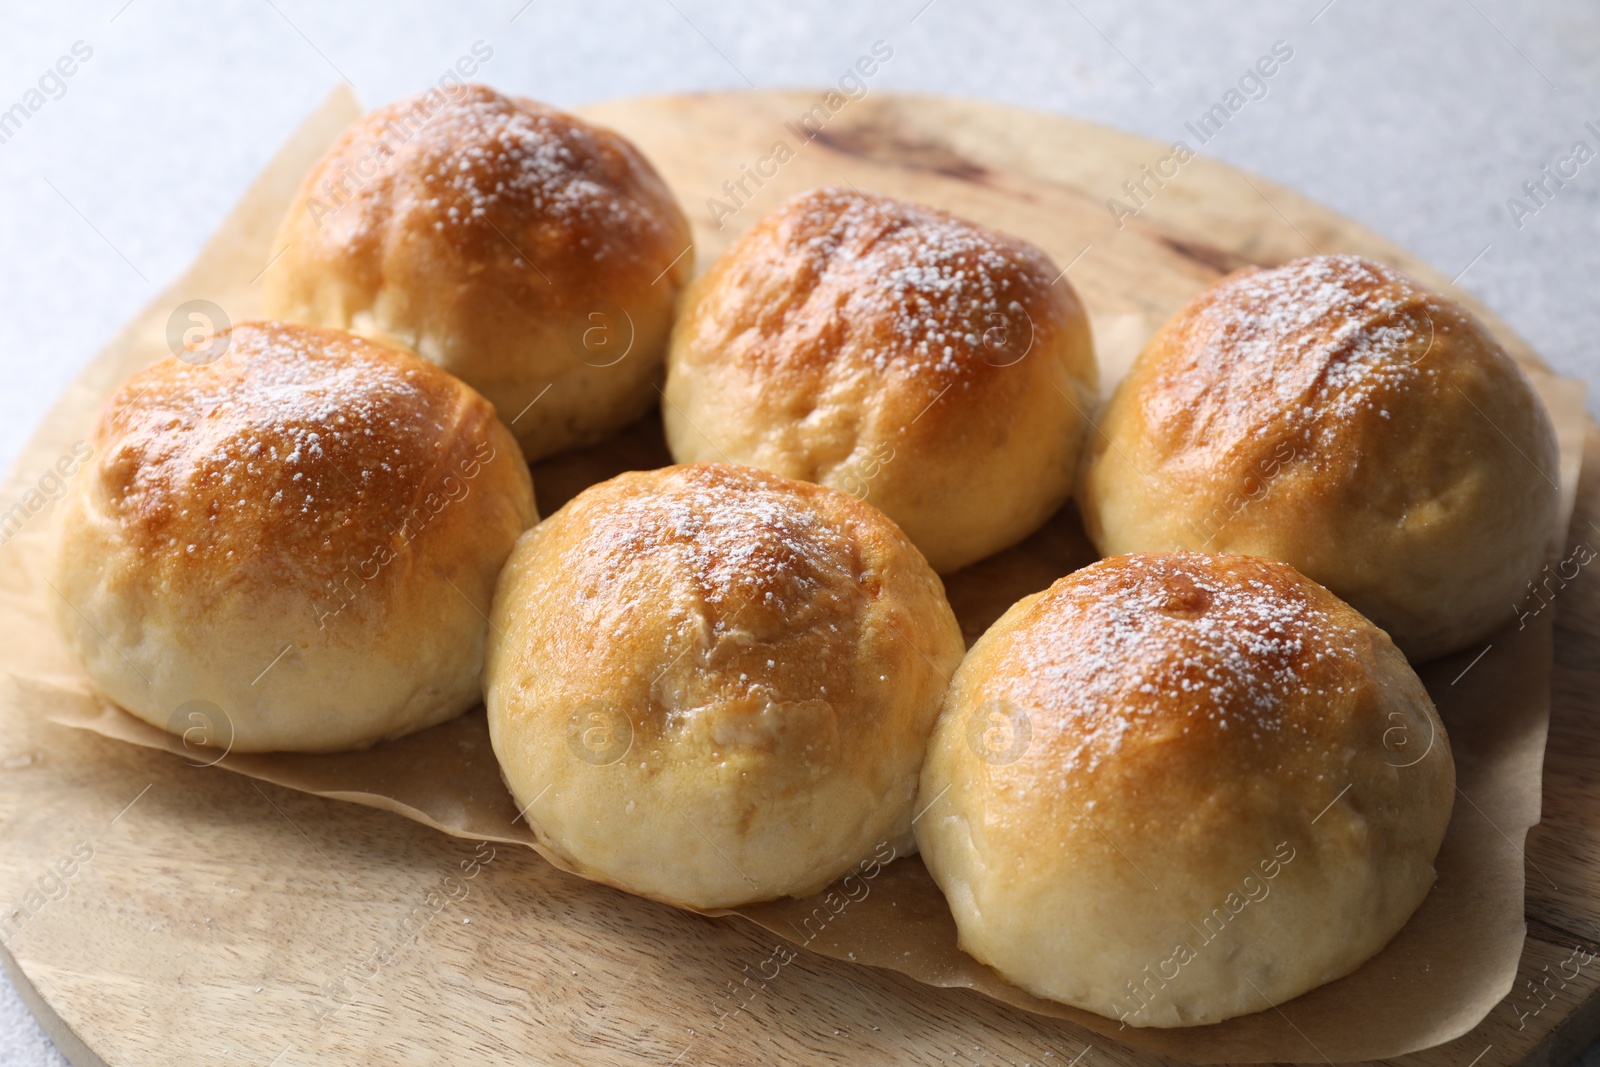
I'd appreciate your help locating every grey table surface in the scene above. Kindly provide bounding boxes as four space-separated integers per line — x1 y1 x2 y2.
1 1 1597 1064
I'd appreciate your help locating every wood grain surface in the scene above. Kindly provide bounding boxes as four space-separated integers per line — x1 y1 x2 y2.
1 88 1597 1067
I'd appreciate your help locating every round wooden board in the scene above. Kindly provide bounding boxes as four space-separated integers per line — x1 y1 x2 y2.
2 89 1598 1067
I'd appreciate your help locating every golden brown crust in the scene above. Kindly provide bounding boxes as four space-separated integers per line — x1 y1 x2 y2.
53 321 538 751
664 187 1097 573
92 322 504 607
966 554 1416 791
486 462 966 909
265 85 693 460
678 186 1064 392
916 552 1455 1026
505 465 893 760
1078 255 1559 660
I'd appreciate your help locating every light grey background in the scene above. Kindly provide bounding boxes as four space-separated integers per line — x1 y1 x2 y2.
1 1 1597 1064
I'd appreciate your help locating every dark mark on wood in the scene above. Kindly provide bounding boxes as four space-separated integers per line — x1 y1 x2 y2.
1526 915 1600 958
807 125 992 185
1155 234 1260 277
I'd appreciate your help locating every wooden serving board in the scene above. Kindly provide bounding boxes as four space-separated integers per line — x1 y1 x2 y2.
2 89 1599 1067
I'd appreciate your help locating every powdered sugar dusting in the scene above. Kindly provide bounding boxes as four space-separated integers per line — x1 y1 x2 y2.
772 187 1056 376
99 323 466 578
1153 255 1441 450
405 92 629 236
996 554 1354 779
550 465 887 738
573 465 864 630
325 86 674 267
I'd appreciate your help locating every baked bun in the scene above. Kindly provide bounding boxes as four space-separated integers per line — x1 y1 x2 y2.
485 462 965 909
50 321 537 753
1078 254 1559 661
916 552 1454 1027
663 187 1098 574
264 85 693 461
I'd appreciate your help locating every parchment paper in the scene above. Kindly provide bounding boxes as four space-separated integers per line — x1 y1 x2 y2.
0 87 1588 1063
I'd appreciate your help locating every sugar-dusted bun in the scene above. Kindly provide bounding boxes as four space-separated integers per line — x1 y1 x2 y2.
663 187 1098 574
50 321 537 753
264 85 693 461
486 462 965 909
915 552 1454 1027
1078 254 1559 661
